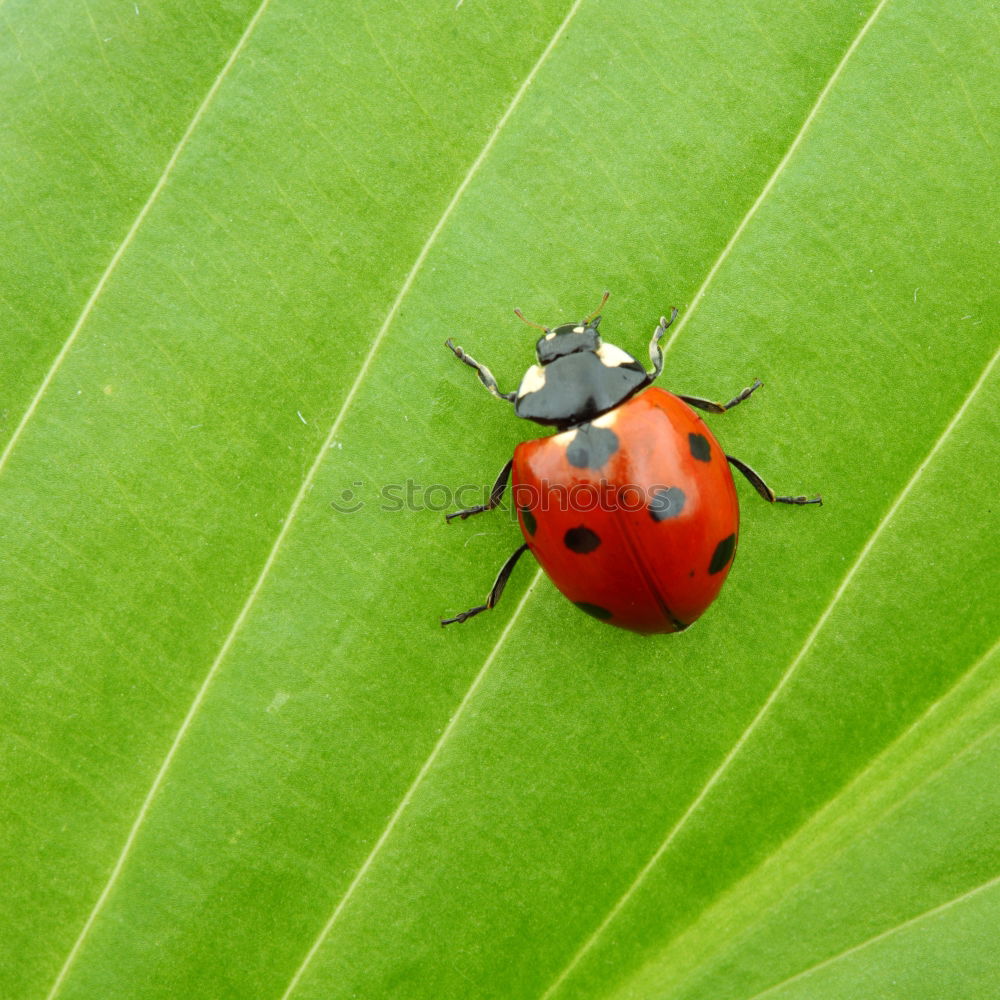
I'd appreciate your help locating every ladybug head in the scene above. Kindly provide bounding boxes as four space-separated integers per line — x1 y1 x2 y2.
534 316 602 364
514 290 609 366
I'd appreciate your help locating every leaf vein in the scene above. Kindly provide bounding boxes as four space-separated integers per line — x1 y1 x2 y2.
740 873 1000 1000
40 2 279 995
0 0 276 479
277 570 544 1000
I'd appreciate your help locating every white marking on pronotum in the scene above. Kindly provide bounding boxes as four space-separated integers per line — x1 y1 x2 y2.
517 364 547 398
596 343 637 368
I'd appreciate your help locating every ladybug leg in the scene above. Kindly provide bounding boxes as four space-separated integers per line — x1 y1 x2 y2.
441 543 531 626
726 455 823 505
644 308 680 383
679 379 763 414
445 459 512 522
445 339 517 403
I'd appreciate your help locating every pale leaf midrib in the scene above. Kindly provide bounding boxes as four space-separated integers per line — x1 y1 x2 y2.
636 642 1000 999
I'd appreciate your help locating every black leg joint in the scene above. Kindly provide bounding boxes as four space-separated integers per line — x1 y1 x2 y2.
727 454 821 506
445 459 512 522
441 543 531 626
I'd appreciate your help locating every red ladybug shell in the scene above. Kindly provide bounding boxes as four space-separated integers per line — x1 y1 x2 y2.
511 387 739 634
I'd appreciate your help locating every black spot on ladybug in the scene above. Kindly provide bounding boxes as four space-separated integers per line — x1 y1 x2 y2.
564 526 601 554
709 533 736 574
648 486 686 521
567 424 619 469
574 601 613 621
520 507 537 536
689 433 711 462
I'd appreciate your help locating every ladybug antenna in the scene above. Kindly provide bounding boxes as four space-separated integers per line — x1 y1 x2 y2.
583 290 610 325
513 308 550 333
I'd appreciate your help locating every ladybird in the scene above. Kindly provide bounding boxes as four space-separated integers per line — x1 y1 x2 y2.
441 293 820 634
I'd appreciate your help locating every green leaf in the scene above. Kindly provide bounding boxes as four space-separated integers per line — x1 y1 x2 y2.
2 0 996 998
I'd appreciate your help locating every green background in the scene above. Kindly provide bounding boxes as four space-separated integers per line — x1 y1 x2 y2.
1 0 997 997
